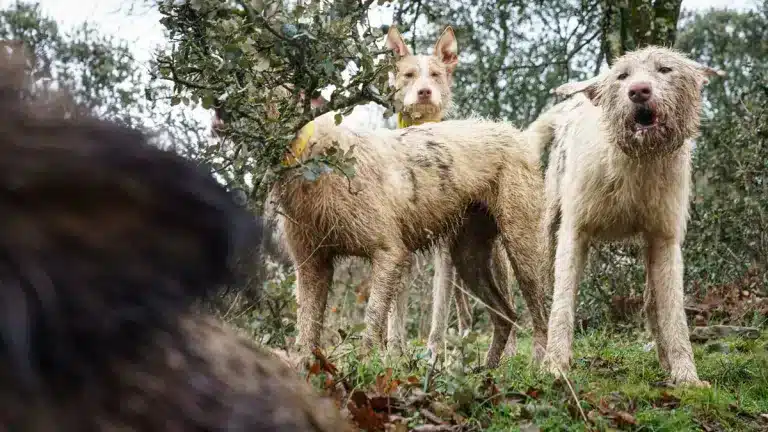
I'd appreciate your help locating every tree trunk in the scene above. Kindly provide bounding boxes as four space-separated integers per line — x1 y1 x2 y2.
600 0 683 65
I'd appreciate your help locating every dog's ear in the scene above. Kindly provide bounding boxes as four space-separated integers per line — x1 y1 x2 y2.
386 26 410 57
551 74 603 106
433 26 458 74
690 61 726 87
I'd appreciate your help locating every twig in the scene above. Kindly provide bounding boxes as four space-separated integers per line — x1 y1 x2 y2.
423 351 437 393
294 219 338 271
221 291 242 320
450 279 523 331
419 408 446 425
553 363 590 428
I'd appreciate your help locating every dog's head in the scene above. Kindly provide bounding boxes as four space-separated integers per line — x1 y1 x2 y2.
553 46 725 158
386 25 457 123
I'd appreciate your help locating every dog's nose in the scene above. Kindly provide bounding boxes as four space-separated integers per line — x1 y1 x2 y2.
417 88 432 99
628 82 652 103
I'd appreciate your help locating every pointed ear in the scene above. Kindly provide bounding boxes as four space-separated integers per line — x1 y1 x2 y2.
696 63 726 86
386 26 410 57
551 74 603 106
433 26 458 74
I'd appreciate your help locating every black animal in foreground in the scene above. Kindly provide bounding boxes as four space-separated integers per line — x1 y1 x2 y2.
0 61 351 431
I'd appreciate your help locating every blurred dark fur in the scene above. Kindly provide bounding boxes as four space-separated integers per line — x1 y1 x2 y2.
0 53 350 431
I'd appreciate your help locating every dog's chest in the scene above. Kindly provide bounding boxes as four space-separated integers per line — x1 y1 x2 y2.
574 160 681 240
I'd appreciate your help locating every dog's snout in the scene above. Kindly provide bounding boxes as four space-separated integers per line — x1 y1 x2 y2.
417 88 432 99
628 82 652 103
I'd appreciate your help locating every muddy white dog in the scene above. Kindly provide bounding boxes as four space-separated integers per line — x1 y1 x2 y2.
529 46 725 386
271 116 548 368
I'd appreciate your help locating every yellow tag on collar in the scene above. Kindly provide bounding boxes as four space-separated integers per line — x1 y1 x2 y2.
397 112 438 129
282 120 316 166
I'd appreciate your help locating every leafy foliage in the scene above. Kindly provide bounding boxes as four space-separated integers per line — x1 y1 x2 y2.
0 3 134 122
0 1 207 153
391 0 603 125
684 68 768 292
600 0 684 65
154 0 396 203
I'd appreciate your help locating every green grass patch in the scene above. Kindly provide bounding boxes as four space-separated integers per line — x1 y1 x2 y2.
309 328 768 431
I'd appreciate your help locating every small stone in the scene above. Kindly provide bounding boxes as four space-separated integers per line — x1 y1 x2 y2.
690 325 761 342
642 341 656 352
519 422 541 432
705 342 731 354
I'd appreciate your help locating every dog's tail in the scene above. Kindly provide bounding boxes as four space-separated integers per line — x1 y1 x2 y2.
523 104 560 158
0 58 258 399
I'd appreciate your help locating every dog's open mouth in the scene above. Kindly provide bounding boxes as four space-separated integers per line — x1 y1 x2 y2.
632 105 660 132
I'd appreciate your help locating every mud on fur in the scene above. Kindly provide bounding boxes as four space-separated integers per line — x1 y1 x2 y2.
269 112 550 368
0 51 352 431
261 25 522 363
528 46 726 387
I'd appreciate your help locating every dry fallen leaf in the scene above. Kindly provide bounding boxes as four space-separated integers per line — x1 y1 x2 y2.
348 390 388 432
613 411 637 426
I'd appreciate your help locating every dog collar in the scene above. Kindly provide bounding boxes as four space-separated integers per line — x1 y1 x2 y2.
397 112 439 129
281 120 316 167
281 111 440 166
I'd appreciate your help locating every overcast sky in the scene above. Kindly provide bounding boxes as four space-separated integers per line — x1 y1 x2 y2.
0 0 758 128
5 0 757 61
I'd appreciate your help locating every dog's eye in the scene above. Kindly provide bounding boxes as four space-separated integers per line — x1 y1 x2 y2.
658 66 672 74
430 72 439 78
404 72 415 78
618 72 629 80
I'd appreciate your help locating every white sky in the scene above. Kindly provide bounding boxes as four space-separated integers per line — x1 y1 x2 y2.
0 0 757 129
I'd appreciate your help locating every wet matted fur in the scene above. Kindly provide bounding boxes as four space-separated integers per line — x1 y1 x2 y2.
270 115 550 368
263 26 520 363
528 46 725 386
0 65 351 430
377 25 518 359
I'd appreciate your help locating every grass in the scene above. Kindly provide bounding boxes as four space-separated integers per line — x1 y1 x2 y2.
304 327 768 431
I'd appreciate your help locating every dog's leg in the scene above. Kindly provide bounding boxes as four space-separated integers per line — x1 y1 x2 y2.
363 246 412 350
646 237 707 387
451 250 515 369
294 254 335 351
542 201 561 300
643 251 669 371
490 242 517 357
486 302 514 368
427 245 454 356
495 187 550 363
387 266 411 354
453 273 473 334
542 223 588 374
449 211 517 369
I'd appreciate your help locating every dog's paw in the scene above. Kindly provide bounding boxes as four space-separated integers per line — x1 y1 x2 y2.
541 355 570 378
385 339 405 359
672 375 711 389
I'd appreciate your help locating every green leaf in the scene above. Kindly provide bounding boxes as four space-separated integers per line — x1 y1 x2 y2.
254 56 270 72
189 0 204 11
201 94 215 109
334 112 343 125
302 167 318 181
322 59 335 76
348 323 366 334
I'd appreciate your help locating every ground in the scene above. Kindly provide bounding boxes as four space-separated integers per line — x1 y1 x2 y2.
297 327 768 432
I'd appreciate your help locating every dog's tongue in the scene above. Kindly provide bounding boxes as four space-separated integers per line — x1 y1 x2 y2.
635 106 656 126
